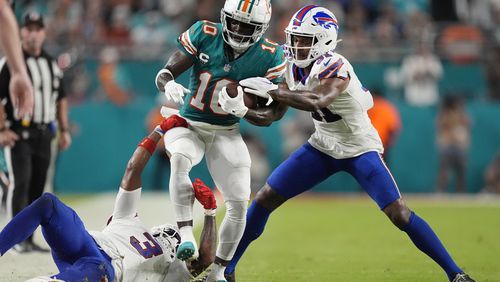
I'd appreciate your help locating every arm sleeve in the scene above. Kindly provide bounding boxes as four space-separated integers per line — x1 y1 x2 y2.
175 21 204 60
112 187 142 220
265 46 286 84
0 57 11 99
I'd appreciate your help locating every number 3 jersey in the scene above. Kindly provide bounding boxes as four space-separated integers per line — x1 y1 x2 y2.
176 20 286 126
284 51 384 159
88 188 192 281
90 218 172 282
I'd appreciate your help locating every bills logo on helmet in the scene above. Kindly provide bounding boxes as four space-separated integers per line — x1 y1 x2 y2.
313 12 338 30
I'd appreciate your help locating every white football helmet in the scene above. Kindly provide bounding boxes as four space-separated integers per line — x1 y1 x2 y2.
221 0 272 51
151 224 180 260
284 5 339 68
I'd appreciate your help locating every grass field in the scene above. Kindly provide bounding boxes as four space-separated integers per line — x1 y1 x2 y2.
224 195 500 282
1 194 498 281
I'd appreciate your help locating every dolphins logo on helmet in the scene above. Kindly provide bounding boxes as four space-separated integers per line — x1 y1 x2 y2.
313 11 338 30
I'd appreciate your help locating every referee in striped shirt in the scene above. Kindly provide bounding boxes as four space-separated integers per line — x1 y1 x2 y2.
0 12 71 253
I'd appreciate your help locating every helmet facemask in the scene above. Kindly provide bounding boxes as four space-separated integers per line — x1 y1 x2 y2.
284 31 324 68
221 9 268 51
150 224 180 260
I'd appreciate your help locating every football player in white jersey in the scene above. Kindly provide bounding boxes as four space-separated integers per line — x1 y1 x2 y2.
220 5 475 282
0 115 219 282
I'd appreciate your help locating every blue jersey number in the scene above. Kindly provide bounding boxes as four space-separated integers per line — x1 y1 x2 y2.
130 232 164 259
311 108 342 123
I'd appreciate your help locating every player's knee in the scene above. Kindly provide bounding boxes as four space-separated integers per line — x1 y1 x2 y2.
383 199 411 229
170 153 192 174
255 184 286 212
225 200 247 224
38 193 57 207
35 193 57 220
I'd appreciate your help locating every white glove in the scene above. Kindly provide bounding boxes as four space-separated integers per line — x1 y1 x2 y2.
163 80 190 105
218 86 248 118
239 77 278 106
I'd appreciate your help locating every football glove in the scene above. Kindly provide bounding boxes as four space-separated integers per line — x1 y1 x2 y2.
192 178 217 210
218 86 248 118
163 80 190 105
240 77 277 106
155 114 188 136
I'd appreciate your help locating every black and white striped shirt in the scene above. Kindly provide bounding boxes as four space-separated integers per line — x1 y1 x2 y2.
0 50 65 125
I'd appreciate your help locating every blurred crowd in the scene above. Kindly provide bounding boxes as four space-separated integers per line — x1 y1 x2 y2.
12 0 500 101
8 0 500 194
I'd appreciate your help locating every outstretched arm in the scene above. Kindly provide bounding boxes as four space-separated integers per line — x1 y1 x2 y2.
120 115 188 191
111 115 188 221
188 179 217 275
269 77 349 112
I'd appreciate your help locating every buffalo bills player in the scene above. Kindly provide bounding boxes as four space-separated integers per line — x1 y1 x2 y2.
221 5 475 282
0 115 218 282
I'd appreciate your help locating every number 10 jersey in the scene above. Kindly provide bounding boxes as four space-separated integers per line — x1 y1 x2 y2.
176 20 286 126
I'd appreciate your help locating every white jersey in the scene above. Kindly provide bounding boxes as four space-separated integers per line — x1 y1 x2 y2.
284 51 383 159
89 187 192 282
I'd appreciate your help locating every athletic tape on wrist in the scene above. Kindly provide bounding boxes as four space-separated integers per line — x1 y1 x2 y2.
204 209 216 216
154 125 165 136
155 69 174 89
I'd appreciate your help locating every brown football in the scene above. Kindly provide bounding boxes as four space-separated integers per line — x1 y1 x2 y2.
225 82 258 109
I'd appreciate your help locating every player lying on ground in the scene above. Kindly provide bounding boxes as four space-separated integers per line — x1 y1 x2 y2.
154 0 287 280
0 115 218 282
219 5 475 282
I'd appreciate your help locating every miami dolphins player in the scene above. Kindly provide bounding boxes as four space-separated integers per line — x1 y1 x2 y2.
222 5 476 282
154 0 287 280
0 116 219 282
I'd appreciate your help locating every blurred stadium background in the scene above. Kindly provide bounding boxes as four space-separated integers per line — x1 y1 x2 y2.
1 0 500 281
5 0 499 194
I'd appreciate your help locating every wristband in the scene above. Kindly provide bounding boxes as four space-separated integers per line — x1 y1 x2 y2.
138 137 157 155
154 125 165 136
155 69 174 90
204 209 216 216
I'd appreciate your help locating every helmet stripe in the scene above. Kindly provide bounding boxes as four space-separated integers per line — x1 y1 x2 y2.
247 0 256 13
241 0 251 12
293 5 317 26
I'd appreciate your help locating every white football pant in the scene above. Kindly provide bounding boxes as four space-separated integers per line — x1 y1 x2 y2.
164 122 251 261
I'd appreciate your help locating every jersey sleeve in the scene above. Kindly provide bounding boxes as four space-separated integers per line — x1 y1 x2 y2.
112 187 141 220
264 45 286 84
175 21 204 60
317 56 349 80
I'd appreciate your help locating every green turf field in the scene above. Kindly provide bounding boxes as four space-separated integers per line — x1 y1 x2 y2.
226 196 500 282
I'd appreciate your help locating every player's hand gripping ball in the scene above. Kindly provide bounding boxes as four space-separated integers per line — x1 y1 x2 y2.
224 82 259 109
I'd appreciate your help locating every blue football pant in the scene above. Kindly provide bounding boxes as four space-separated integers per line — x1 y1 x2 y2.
0 193 114 282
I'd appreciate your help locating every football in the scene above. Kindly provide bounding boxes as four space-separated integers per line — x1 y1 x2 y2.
225 82 259 109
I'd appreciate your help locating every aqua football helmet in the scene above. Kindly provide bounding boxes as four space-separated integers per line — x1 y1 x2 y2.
221 0 272 51
284 5 339 68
